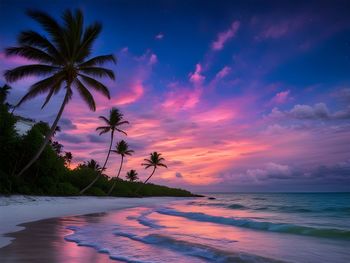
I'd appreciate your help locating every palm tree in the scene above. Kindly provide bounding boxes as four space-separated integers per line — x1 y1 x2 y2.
136 152 167 193
63 151 73 167
4 9 116 177
126 169 138 182
80 159 105 173
107 140 134 195
0 84 11 105
80 108 128 194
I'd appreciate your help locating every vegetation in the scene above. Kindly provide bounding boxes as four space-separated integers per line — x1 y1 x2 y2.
107 140 134 195
137 152 168 193
0 9 196 198
80 108 128 194
4 9 116 177
126 170 139 182
0 101 195 197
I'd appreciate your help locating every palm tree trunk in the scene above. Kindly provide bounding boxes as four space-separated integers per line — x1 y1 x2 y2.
16 90 70 177
80 131 114 194
135 167 156 194
107 155 123 195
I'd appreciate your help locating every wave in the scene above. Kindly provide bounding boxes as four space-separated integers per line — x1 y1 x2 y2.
228 204 247 209
114 231 283 263
156 208 350 239
191 200 350 215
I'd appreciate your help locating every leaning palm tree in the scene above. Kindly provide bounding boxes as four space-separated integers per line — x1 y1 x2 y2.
4 9 116 177
80 108 128 194
136 152 167 193
126 169 138 182
107 140 134 195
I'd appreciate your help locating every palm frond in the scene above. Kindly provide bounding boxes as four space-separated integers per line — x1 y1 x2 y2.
26 10 66 55
76 22 102 62
4 64 58 82
41 77 63 108
79 67 115 80
98 116 110 125
74 78 96 111
6 46 57 64
79 74 110 98
15 82 53 107
116 128 127 136
18 30 62 62
78 55 116 67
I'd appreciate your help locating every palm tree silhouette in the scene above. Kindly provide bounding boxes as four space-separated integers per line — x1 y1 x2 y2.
64 151 73 167
0 84 11 105
107 140 134 195
80 108 128 194
136 152 167 193
4 9 116 177
126 169 138 182
81 159 105 173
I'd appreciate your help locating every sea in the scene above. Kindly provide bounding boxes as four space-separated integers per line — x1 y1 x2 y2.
65 193 350 263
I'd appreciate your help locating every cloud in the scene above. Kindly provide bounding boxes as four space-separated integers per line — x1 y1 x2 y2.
59 118 77 130
175 172 183 178
149 53 158 65
246 162 292 181
87 134 106 143
215 66 231 80
155 33 164 40
58 133 85 143
259 23 290 39
189 63 205 85
162 83 202 111
270 90 291 104
211 21 240 51
268 102 350 120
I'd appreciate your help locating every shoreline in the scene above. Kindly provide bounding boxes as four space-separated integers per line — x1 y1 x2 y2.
0 195 195 248
0 214 120 262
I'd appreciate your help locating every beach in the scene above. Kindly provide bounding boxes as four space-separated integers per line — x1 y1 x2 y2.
0 195 189 249
1 193 350 263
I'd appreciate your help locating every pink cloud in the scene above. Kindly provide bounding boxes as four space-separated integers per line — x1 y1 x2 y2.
162 85 202 111
270 90 291 104
260 23 290 39
110 82 144 106
149 53 158 65
189 63 205 85
211 21 240 51
215 66 231 80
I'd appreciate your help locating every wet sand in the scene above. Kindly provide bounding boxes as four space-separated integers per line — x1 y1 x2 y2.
0 213 120 263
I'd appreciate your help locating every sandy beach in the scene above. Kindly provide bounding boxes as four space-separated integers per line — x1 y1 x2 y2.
0 195 191 249
0 215 117 263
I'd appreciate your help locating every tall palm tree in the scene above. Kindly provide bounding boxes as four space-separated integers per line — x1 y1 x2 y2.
126 169 138 182
4 9 116 177
0 84 11 105
80 108 128 194
107 140 134 195
136 152 167 193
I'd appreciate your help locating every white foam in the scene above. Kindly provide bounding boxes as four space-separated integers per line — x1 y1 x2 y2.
0 195 190 248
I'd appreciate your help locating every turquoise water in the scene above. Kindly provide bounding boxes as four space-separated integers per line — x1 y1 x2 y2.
65 193 350 262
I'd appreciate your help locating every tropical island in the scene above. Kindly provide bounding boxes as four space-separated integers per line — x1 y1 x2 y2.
0 9 195 198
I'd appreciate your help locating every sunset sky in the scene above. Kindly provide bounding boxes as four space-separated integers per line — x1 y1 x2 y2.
1 0 350 192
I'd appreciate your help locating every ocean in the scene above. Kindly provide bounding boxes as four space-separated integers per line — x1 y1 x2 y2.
65 193 350 262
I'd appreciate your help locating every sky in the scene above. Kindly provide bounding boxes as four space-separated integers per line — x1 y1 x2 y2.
1 0 350 192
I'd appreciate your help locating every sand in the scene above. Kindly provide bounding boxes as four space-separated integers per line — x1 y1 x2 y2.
0 195 191 248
